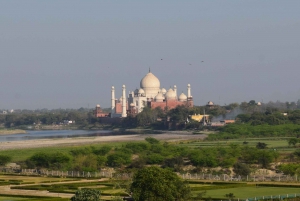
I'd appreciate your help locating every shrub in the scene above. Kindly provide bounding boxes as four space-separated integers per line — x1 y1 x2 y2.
0 155 12 165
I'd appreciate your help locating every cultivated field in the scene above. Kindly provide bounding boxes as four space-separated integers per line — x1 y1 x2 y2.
178 137 296 152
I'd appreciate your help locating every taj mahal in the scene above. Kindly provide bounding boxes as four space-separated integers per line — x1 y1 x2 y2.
95 70 193 118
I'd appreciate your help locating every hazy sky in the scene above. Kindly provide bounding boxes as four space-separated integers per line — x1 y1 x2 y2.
1 1 300 110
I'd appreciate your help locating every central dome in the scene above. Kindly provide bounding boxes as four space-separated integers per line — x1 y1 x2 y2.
140 72 160 89
140 71 160 98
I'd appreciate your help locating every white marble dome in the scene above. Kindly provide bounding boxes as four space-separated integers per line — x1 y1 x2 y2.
140 71 160 98
138 88 145 94
161 88 167 94
207 101 214 106
179 93 187 102
165 88 176 100
155 92 165 102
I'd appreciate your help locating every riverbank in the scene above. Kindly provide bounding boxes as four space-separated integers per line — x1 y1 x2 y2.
0 132 207 150
0 129 26 135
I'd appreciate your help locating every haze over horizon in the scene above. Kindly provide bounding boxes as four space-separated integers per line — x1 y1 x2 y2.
1 1 300 110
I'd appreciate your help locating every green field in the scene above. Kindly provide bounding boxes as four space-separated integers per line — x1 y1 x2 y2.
179 137 296 152
203 186 300 199
3 179 300 201
0 141 123 162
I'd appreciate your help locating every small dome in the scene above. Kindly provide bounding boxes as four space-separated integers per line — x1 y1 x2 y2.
179 93 187 102
138 88 145 94
207 101 214 106
155 92 165 102
165 88 176 100
134 88 139 94
161 88 167 94
96 104 100 107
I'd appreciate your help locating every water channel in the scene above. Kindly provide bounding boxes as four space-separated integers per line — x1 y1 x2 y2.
0 130 113 142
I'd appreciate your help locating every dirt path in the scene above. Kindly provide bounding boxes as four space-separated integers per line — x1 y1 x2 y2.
0 133 207 150
0 185 72 198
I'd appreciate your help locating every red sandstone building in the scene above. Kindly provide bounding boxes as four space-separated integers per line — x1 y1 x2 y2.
94 104 109 118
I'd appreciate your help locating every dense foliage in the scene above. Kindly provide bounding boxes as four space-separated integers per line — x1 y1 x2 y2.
121 104 228 130
207 123 300 140
1 108 96 128
71 188 101 201
21 138 279 173
130 166 191 201
26 152 70 170
0 154 12 165
237 110 300 125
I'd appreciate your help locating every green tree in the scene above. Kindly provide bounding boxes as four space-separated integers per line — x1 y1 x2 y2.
107 152 131 167
225 193 235 200
130 166 191 201
288 138 299 146
27 152 70 170
73 154 98 171
167 105 190 123
27 152 51 168
257 150 275 168
0 155 12 165
248 100 256 105
233 162 251 176
71 188 101 201
136 107 158 126
145 137 159 144
256 142 267 149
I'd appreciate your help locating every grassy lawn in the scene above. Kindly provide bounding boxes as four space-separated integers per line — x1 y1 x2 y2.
179 137 296 151
203 186 300 199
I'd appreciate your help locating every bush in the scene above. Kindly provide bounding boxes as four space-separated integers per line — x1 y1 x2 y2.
145 153 164 164
0 155 12 165
145 137 160 144
233 162 251 176
107 152 131 167
71 188 101 201
26 152 70 170
131 166 191 201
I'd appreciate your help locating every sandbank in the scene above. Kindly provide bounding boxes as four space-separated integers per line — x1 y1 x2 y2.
0 129 26 135
0 132 207 150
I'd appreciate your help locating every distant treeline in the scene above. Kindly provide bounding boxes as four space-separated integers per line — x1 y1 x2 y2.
208 124 300 141
1 99 300 130
207 109 300 140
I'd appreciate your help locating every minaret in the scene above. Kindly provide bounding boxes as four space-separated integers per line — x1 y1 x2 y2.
111 86 115 117
187 84 191 98
122 85 127 117
174 85 177 99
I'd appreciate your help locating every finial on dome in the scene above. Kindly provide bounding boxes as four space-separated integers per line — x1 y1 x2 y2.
149 67 151 73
